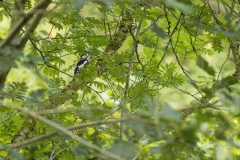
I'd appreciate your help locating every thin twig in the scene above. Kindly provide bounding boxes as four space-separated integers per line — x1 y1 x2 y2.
58 26 72 78
0 109 18 124
157 6 181 68
29 39 73 77
230 0 236 16
130 30 144 68
217 44 231 80
49 140 64 160
120 6 146 139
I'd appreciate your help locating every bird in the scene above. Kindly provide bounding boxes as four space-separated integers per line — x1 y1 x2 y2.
74 53 90 75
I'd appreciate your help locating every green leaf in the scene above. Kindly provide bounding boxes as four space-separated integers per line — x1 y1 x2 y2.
74 0 89 9
165 0 192 13
107 140 138 159
201 87 214 98
221 76 239 86
162 103 181 122
196 55 215 76
0 11 3 22
3 82 28 101
145 95 155 116
151 23 167 38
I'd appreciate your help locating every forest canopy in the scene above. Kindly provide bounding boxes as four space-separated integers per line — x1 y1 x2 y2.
1 0 240 159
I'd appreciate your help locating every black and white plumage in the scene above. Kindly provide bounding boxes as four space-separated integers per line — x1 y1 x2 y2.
74 54 90 75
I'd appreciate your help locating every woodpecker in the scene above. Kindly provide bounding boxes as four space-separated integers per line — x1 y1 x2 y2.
74 53 90 75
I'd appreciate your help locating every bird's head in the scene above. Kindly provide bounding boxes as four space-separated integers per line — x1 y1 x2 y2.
81 53 90 59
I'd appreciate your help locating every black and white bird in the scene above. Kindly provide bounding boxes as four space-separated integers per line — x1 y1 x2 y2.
74 53 90 75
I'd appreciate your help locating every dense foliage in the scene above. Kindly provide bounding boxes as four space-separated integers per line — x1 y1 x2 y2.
1 0 240 159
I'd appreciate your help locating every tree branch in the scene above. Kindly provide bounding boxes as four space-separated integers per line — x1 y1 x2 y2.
0 118 126 150
2 102 126 160
0 0 51 48
18 3 49 49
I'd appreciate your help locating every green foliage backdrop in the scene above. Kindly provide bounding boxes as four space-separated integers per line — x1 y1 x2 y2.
1 0 240 159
